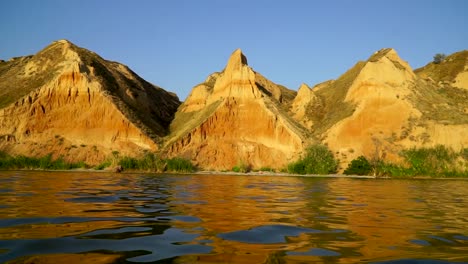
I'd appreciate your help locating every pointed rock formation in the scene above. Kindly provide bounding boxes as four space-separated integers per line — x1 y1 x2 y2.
290 83 316 129
297 48 468 170
224 48 248 72
166 49 309 170
1 41 466 172
0 40 180 164
323 49 419 167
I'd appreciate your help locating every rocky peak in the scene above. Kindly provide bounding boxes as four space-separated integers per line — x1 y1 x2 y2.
167 49 306 170
368 48 414 73
209 48 261 100
297 83 311 95
51 39 74 48
293 83 314 105
291 83 316 127
39 39 76 55
343 48 416 104
55 39 72 44
224 48 248 73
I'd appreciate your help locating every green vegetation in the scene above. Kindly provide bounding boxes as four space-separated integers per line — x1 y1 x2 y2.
94 161 111 170
0 145 465 177
0 152 87 170
343 156 372 175
232 161 251 173
0 151 195 173
433 53 446 64
344 145 467 177
410 52 468 126
390 145 467 177
166 157 196 172
114 153 195 173
415 50 467 83
410 80 468 125
287 144 338 174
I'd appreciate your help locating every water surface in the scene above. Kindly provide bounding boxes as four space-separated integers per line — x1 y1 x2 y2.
0 171 466 263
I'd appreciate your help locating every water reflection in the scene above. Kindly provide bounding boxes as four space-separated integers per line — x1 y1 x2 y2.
0 171 466 263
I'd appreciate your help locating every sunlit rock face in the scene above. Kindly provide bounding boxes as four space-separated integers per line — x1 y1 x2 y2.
291 48 468 171
0 40 180 164
1 41 466 171
166 49 308 170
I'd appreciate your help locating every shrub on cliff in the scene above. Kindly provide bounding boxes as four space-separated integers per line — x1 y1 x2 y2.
433 53 446 64
344 156 372 175
287 144 338 174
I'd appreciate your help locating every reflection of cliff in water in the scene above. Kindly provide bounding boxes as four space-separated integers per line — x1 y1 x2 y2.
0 172 466 263
167 175 308 263
0 171 173 240
171 176 468 263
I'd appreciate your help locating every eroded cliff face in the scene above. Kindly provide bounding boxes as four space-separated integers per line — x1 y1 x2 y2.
293 48 468 171
324 49 420 166
1 41 466 171
166 49 308 170
0 40 180 164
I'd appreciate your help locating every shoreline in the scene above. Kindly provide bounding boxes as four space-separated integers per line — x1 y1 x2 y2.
1 168 467 180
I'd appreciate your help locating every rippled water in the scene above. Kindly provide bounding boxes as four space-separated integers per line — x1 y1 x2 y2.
0 171 467 263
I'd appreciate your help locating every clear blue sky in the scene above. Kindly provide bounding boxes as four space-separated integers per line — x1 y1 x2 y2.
1 0 467 100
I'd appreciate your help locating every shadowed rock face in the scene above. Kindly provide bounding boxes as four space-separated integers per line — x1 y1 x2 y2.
0 40 180 164
166 49 309 170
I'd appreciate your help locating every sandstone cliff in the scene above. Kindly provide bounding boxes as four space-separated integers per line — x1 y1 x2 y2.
1 41 466 172
291 48 468 170
166 49 310 170
0 40 180 164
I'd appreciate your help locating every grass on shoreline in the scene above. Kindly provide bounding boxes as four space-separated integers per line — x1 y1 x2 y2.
344 145 468 177
0 152 196 173
0 152 87 170
0 145 466 178
285 144 467 178
114 154 195 173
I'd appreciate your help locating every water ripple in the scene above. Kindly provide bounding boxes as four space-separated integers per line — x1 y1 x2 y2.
0 172 466 263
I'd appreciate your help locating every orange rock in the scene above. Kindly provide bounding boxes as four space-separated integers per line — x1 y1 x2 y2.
295 48 468 171
166 49 308 170
0 40 180 165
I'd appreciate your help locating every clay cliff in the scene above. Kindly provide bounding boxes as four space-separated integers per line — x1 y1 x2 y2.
290 48 468 170
0 40 180 164
165 49 310 170
1 41 466 171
